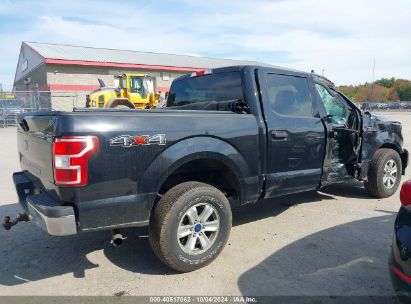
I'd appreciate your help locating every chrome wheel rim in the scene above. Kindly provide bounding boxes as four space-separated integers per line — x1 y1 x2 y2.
383 159 398 189
177 203 220 255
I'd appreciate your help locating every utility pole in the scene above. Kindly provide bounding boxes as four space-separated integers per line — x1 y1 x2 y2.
370 58 376 103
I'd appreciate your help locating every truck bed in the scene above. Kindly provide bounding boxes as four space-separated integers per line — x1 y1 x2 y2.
16 108 262 231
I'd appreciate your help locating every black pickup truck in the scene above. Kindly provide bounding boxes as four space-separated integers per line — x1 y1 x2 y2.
5 65 408 272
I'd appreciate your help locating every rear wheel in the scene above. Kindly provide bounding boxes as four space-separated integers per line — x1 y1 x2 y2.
149 181 232 272
365 148 402 198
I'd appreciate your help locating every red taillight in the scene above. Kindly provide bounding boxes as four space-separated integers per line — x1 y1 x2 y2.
53 136 99 187
400 180 411 206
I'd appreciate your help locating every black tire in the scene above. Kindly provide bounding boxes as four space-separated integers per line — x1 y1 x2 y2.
149 181 232 272
365 148 402 198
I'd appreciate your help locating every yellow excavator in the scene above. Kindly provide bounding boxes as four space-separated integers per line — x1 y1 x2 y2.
86 74 160 109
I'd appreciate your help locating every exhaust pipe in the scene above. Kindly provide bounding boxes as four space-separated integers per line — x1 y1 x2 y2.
111 229 126 247
98 78 106 88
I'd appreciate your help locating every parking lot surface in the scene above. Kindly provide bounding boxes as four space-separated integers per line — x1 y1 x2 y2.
0 111 410 296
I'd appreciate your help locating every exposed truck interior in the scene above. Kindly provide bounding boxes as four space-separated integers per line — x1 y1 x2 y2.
314 79 363 184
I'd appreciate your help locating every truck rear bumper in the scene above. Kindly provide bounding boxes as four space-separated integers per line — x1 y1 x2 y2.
13 171 77 236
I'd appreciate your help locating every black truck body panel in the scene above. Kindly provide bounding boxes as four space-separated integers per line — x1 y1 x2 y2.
361 113 408 177
257 68 326 197
13 65 408 233
17 109 262 231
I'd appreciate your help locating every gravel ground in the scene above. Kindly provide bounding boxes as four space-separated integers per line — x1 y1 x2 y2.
0 111 410 296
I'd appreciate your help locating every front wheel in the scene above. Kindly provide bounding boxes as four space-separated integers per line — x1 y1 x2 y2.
149 181 232 272
365 148 402 198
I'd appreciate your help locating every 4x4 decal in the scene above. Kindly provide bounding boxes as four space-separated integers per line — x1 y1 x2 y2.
110 134 166 147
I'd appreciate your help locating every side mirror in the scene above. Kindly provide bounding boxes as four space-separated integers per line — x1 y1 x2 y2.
232 100 251 114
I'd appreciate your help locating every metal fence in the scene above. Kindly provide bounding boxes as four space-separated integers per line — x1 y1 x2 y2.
0 91 81 127
0 91 50 127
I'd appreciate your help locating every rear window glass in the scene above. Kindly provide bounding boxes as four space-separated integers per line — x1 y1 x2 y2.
167 72 244 107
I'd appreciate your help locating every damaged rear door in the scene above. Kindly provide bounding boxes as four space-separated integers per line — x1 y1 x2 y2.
314 80 363 185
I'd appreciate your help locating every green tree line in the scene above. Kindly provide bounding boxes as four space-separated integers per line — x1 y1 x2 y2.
338 78 411 102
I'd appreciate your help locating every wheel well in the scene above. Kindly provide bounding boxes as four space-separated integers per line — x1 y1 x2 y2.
379 143 407 174
108 98 135 108
361 144 403 181
158 159 242 204
379 143 400 155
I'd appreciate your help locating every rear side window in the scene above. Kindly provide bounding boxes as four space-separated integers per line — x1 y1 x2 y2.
266 74 312 117
167 72 244 107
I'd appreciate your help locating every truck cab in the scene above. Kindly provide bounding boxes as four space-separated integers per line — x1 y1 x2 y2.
167 66 407 198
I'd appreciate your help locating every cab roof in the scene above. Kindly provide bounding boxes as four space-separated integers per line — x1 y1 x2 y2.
173 65 311 83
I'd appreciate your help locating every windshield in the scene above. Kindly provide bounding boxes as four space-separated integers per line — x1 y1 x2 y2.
338 91 361 111
129 76 144 93
315 83 349 125
167 71 244 107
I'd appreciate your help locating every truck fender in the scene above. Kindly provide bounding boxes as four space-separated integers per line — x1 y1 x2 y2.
138 136 255 209
361 131 404 179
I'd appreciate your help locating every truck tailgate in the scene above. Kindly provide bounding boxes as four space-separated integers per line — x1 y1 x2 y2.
16 113 56 191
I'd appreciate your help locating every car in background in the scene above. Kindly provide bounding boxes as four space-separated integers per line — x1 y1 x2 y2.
390 180 411 296
362 102 379 111
401 102 411 110
0 99 24 126
387 103 401 110
377 103 389 110
362 102 403 111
